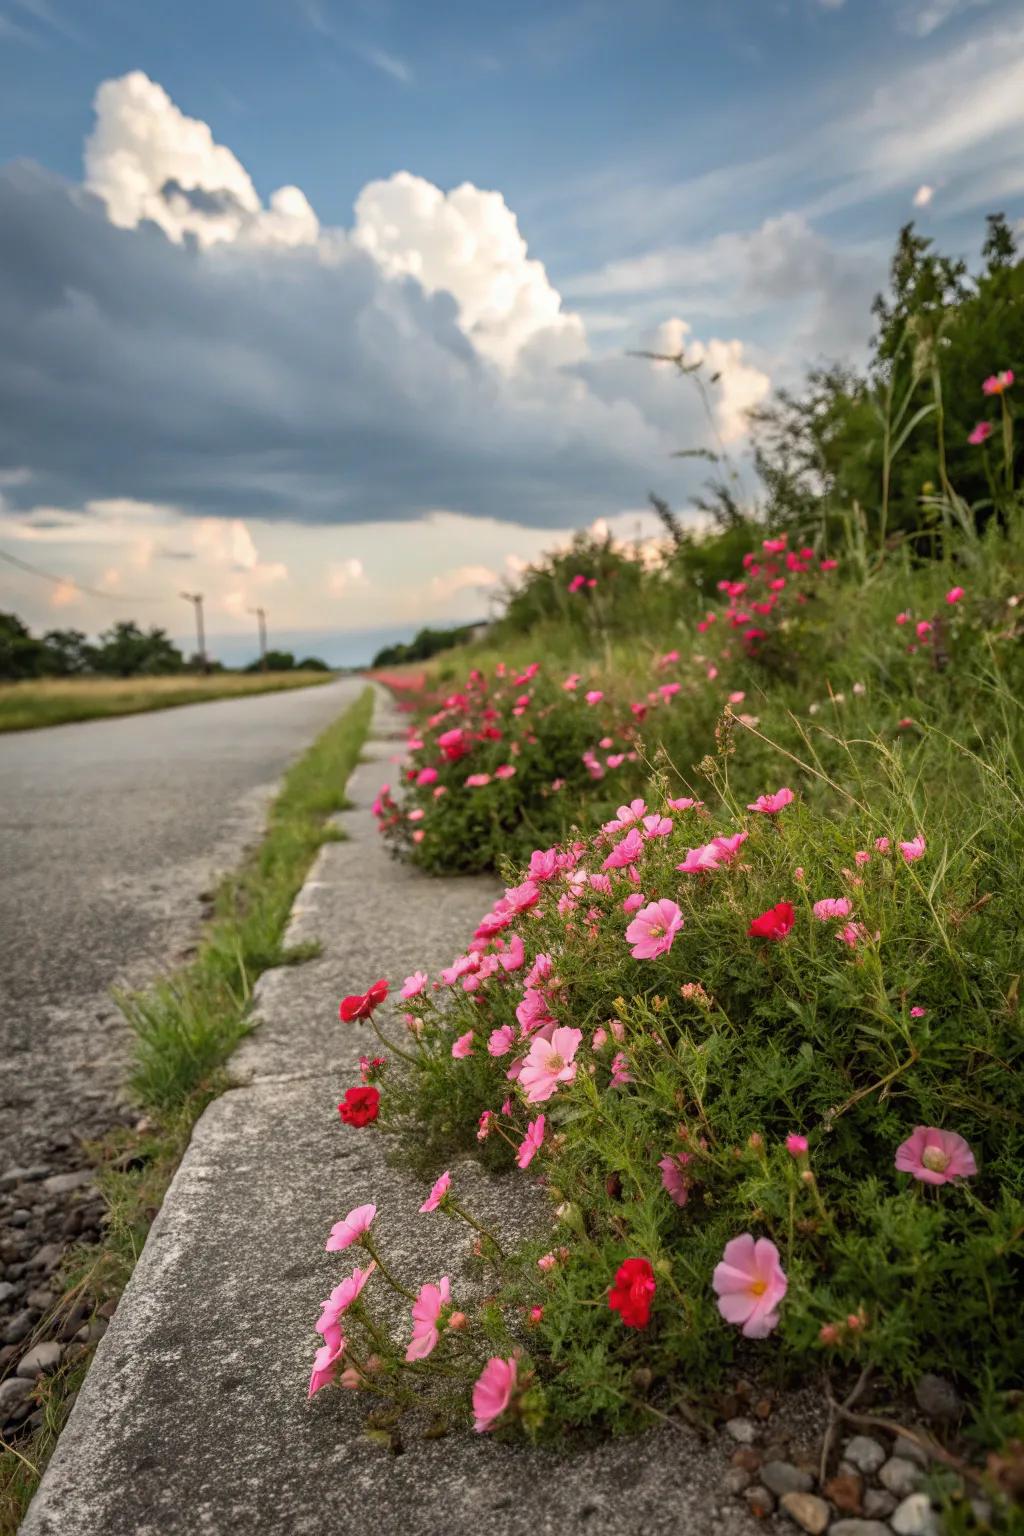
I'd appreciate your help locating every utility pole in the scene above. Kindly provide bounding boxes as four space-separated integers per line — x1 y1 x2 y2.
249 606 268 671
180 591 208 674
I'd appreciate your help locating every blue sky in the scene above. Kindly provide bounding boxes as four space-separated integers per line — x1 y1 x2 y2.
0 0 1022 662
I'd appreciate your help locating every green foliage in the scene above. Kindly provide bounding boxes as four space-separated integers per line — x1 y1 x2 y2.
372 623 480 668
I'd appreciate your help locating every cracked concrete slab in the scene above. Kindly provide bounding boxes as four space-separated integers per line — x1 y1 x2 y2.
22 688 810 1536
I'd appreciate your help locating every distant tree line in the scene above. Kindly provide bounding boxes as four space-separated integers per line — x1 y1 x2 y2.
372 622 481 668
0 612 328 681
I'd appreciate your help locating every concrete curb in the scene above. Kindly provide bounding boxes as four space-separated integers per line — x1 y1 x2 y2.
22 687 803 1535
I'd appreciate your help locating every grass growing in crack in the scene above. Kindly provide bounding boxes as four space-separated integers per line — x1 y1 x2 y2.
0 684 374 1533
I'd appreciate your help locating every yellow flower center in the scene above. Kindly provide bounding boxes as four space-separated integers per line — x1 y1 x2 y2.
749 1279 767 1297
546 1052 564 1073
921 1147 949 1173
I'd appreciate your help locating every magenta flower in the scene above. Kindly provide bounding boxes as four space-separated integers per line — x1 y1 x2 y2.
895 1126 977 1185
712 1234 788 1339
465 772 492 788
452 1031 475 1058
325 1203 377 1251
747 787 795 815
405 1276 451 1361
603 826 644 870
785 1134 809 1157
625 898 684 959
488 1025 515 1057
473 1356 518 1432
813 897 852 921
495 764 517 780
420 1171 452 1213
945 585 964 604
677 842 724 874
516 1115 546 1169
982 369 1014 395
585 690 604 705
968 421 993 445
498 934 525 972
622 892 645 914
899 834 926 862
519 1026 583 1103
609 1051 633 1087
400 970 428 999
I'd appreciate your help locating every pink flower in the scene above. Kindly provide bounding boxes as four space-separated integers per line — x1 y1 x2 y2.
477 1109 494 1140
609 1051 633 1086
747 787 795 815
982 369 1014 395
495 764 517 780
916 620 933 639
585 690 604 705
659 1152 691 1207
309 1330 345 1397
667 796 700 812
537 1253 557 1272
900 834 926 862
400 971 428 999
603 826 644 870
317 1263 376 1331
946 586 965 604
405 1276 451 1361
562 673 581 691
712 831 749 863
622 892 645 914
785 1134 808 1157
465 773 492 788
854 850 871 865
968 420 993 445
895 1126 977 1185
875 836 890 853
836 921 868 948
625 898 684 959
516 1115 546 1169
642 814 673 838
420 1171 451 1212
712 1234 788 1339
488 1025 515 1057
473 1356 518 1433
498 934 526 972
518 1025 583 1103
896 611 911 626
813 897 852 921
677 842 723 874
452 1031 475 1058
910 1005 927 1018
325 1203 377 1251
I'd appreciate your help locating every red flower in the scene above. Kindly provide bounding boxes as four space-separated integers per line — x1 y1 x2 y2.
747 901 795 941
339 978 389 1022
338 1086 380 1127
608 1257 656 1329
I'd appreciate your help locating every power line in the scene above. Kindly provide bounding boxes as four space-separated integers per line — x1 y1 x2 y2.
0 546 168 606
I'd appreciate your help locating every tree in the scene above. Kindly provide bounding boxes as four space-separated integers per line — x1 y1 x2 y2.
40 628 94 676
0 612 46 680
94 621 184 677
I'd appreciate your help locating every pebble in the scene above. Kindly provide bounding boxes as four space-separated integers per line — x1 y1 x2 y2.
823 1470 863 1513
722 1468 752 1495
30 1243 64 1273
731 1446 763 1472
0 1166 51 1188
779 1492 830 1534
0 1375 34 1416
42 1169 95 1197
894 1434 930 1468
879 1456 923 1498
891 1493 939 1535
862 1488 896 1519
16 1340 63 1377
914 1373 962 1423
744 1485 775 1519
761 1461 813 1497
829 1522 893 1536
25 1286 55 1312
842 1435 887 1475
3 1309 37 1345
0 1281 16 1305
726 1416 757 1444
8 1210 30 1228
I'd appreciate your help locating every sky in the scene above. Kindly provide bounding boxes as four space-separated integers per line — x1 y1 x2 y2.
1 0 1023 665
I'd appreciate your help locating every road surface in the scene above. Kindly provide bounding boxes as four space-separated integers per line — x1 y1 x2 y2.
0 678 365 1170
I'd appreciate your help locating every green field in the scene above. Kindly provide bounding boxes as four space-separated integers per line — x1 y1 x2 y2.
0 671 339 733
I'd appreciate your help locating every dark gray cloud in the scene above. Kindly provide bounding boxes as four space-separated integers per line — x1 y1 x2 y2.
0 162 686 529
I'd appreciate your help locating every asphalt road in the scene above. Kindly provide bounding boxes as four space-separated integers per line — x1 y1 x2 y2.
0 678 365 1170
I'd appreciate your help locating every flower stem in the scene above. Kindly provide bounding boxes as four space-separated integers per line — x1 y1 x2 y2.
449 1200 505 1258
361 1238 417 1301
369 1012 420 1066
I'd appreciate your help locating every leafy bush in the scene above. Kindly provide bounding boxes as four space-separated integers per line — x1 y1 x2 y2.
381 722 1024 1438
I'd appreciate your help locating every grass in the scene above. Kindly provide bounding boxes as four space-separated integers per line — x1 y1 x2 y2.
0 670 340 733
0 685 374 1533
